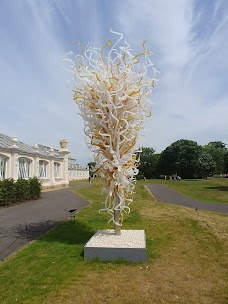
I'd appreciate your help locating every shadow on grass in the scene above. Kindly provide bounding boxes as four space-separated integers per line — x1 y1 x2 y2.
40 219 95 246
205 186 228 192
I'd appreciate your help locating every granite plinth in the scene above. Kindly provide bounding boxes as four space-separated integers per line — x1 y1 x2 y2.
84 229 147 262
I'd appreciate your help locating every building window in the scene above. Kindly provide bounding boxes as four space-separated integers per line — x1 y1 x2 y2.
18 157 31 179
39 160 48 179
54 162 60 178
0 155 7 180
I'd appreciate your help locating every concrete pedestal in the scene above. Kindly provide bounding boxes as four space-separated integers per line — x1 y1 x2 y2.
84 229 147 262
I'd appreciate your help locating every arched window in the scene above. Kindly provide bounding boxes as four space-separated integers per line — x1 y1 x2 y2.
18 157 32 179
54 162 61 178
0 155 7 180
39 160 48 178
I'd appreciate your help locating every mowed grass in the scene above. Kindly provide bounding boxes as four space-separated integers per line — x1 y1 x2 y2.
0 181 227 304
69 179 90 187
145 177 228 204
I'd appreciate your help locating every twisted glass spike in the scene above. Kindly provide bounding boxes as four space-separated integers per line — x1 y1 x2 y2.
68 30 157 227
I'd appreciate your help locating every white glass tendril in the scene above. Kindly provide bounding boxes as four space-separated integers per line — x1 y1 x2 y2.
67 30 157 233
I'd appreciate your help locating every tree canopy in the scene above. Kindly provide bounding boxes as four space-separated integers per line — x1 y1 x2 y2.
197 151 216 179
224 152 228 173
207 141 227 149
158 139 202 178
204 142 227 174
138 147 159 179
88 161 97 176
138 140 227 180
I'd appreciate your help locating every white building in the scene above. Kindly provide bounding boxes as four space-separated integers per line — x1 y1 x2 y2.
0 133 89 189
68 157 90 180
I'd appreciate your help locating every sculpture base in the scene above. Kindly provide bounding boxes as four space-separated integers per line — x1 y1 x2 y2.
84 229 147 262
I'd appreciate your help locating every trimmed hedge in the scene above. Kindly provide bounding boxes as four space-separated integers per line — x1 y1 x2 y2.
0 177 42 206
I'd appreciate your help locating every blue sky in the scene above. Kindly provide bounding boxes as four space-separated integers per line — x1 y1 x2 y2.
0 0 227 165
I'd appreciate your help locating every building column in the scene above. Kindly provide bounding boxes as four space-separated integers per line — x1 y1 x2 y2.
33 144 40 178
10 150 19 180
10 137 19 180
59 139 69 187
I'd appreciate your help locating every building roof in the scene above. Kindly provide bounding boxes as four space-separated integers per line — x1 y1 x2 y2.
0 133 37 153
0 133 60 158
37 144 60 157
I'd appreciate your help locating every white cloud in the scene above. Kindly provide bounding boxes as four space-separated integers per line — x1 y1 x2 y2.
0 0 227 165
0 0 92 164
116 0 228 152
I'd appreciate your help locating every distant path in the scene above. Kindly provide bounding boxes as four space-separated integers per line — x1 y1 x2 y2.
147 184 228 214
0 184 90 261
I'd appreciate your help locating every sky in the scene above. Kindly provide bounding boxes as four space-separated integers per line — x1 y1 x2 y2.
0 0 227 165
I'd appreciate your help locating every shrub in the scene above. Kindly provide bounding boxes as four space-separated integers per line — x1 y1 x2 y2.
15 178 31 202
29 177 42 200
0 177 42 206
0 178 16 206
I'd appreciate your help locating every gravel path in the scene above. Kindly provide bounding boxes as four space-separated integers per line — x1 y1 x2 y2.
147 184 228 214
0 185 90 261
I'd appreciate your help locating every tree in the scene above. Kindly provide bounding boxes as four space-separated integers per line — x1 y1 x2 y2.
138 147 159 179
207 141 227 149
88 161 96 176
197 152 216 179
224 152 228 173
158 139 202 178
204 141 227 174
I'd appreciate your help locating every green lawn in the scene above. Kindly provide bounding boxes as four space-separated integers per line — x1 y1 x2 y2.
69 179 90 187
144 177 228 204
0 181 227 304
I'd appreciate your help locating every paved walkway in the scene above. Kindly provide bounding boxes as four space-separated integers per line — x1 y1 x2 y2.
147 184 228 214
0 185 90 261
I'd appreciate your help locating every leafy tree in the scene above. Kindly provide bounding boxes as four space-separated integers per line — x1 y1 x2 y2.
204 141 227 174
138 147 159 179
197 152 216 179
88 161 97 176
158 139 202 178
224 152 228 173
207 141 227 149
